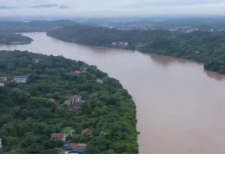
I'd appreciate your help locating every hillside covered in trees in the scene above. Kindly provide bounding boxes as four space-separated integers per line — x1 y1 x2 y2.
0 33 33 44
0 51 138 154
47 24 225 74
47 23 174 50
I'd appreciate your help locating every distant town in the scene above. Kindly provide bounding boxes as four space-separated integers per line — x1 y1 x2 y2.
74 17 225 33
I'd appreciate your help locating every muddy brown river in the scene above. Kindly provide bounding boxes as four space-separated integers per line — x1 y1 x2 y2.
1 32 225 154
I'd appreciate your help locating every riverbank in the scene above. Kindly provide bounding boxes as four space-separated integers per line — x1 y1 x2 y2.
2 32 225 153
47 25 225 75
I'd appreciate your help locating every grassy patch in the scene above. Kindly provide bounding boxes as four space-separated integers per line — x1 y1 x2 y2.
61 126 73 134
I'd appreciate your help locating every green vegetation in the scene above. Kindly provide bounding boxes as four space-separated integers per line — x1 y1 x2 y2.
47 24 225 74
0 33 33 44
0 51 138 154
140 31 225 74
47 24 173 50
61 127 73 134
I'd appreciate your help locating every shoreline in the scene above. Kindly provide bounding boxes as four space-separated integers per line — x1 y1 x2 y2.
46 33 225 77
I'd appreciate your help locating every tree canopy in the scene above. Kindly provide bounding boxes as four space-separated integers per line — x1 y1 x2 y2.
0 51 138 154
0 33 33 44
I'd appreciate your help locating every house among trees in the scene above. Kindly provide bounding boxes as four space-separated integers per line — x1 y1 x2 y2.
80 66 87 72
74 70 80 74
51 133 66 142
64 94 75 106
124 42 129 46
66 143 87 154
118 42 129 46
96 78 104 84
13 76 29 83
68 106 81 113
32 58 40 63
81 128 90 136
0 77 7 82
0 82 4 87
74 95 82 103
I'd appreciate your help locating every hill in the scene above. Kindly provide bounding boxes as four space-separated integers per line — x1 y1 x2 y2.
0 51 138 154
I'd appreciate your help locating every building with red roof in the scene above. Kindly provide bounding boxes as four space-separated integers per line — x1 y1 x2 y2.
81 128 89 135
74 70 80 74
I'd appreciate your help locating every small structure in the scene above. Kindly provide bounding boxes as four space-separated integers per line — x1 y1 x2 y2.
13 76 29 83
74 95 82 103
80 66 87 72
0 77 7 82
112 42 117 45
124 42 129 46
0 82 4 87
64 94 75 106
0 138 2 149
68 106 81 113
74 70 80 74
79 100 85 104
68 143 87 150
51 133 66 142
49 98 56 102
64 140 71 148
96 79 104 84
81 128 89 136
67 143 87 154
32 58 40 63
118 42 124 46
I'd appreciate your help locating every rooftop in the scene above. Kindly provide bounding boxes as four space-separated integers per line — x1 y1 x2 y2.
51 133 66 138
67 143 87 150
82 128 89 135
14 76 29 78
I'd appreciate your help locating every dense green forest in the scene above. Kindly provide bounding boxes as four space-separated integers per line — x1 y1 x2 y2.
0 51 138 154
0 33 33 44
47 24 225 74
47 24 174 50
140 31 225 74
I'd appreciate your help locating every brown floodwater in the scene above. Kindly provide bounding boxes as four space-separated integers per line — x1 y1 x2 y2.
1 32 225 154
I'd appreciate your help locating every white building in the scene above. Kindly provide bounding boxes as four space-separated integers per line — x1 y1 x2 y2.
13 76 29 83
0 82 4 87
96 79 104 84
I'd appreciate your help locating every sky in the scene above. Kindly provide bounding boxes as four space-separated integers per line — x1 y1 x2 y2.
0 0 225 17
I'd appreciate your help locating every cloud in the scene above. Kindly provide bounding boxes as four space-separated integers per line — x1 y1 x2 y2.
0 5 17 10
31 4 67 9
0 0 225 16
59 6 68 9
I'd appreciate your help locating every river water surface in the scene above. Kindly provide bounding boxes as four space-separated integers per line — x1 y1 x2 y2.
1 32 225 154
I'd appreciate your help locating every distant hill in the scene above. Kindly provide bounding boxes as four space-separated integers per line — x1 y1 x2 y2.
0 20 77 33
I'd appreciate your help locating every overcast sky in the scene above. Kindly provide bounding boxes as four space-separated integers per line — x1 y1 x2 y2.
0 0 225 17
